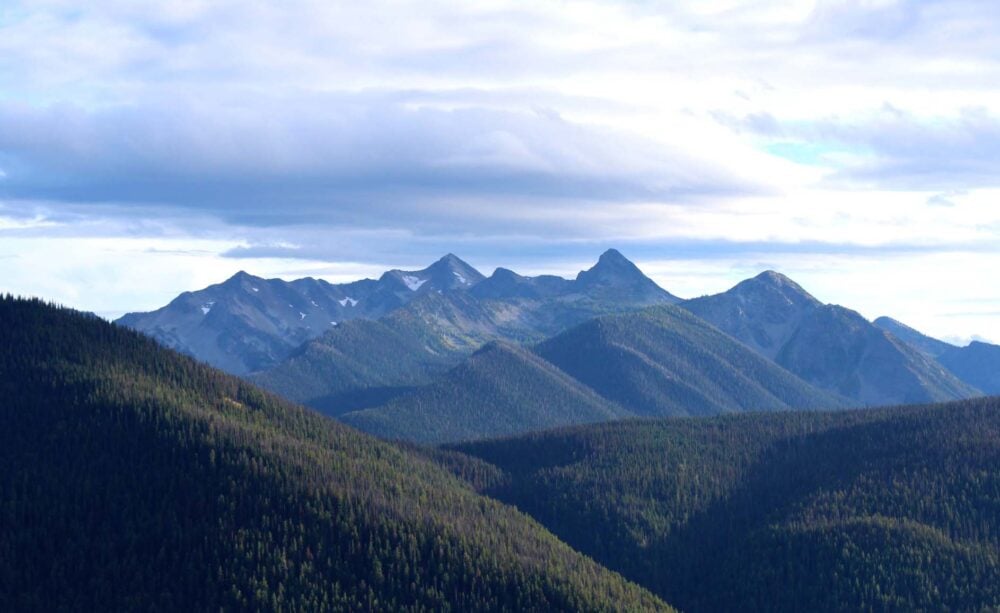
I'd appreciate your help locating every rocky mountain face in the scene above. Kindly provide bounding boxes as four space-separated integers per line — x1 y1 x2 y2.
682 272 978 406
117 254 485 374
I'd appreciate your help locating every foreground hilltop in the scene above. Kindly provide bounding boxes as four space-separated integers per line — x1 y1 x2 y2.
0 295 668 611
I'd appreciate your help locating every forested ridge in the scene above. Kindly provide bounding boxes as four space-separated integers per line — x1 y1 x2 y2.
535 305 845 416
340 341 628 444
454 400 1000 612
0 296 669 612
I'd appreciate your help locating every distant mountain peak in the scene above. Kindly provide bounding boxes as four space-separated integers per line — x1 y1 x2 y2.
579 249 641 281
598 247 629 263
735 270 819 306
223 270 258 284
575 249 679 304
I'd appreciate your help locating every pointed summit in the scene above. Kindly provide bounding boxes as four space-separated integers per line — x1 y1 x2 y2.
734 270 819 308
425 254 484 281
223 270 258 285
383 253 485 293
578 249 643 281
575 249 679 304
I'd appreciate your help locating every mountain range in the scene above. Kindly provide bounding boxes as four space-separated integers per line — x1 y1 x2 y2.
118 249 999 445
116 254 486 374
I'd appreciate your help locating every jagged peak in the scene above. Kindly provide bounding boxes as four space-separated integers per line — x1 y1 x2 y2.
577 248 643 279
597 248 630 264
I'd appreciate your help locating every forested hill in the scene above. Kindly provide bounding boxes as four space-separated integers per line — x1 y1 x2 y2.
453 399 1000 612
0 296 668 612
340 341 629 444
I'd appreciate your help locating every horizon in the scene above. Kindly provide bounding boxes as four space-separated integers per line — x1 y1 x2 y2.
2 1 999 344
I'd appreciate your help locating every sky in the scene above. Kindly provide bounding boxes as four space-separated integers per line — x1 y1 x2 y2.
2 0 1000 344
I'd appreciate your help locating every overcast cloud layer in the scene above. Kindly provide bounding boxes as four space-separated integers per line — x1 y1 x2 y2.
2 0 1000 343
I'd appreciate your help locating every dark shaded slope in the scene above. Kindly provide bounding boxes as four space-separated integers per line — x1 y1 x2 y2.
454 400 1000 612
0 296 668 612
536 305 844 417
340 341 628 444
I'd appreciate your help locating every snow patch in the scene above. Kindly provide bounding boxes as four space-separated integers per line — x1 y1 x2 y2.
250 286 259 292
453 271 468 284
330 321 338 326
299 312 307 320
401 275 427 291
339 297 359 307
310 300 319 307
200 300 216 315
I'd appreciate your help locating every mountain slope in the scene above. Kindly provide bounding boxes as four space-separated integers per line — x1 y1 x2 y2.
340 341 629 444
872 317 1000 394
0 296 668 612
778 305 976 405
247 317 456 415
683 272 978 405
535 305 845 417
873 316 955 358
116 254 486 375
938 341 1000 394
454 400 1000 612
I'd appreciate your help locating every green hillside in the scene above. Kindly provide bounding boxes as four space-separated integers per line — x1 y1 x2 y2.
453 400 1000 612
0 296 669 612
248 317 455 415
340 341 629 444
536 305 845 417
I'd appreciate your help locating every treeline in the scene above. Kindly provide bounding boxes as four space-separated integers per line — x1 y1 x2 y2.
0 296 668 612
453 401 1000 612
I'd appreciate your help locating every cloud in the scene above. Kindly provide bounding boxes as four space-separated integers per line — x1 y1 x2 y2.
0 92 762 233
718 106 1000 191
